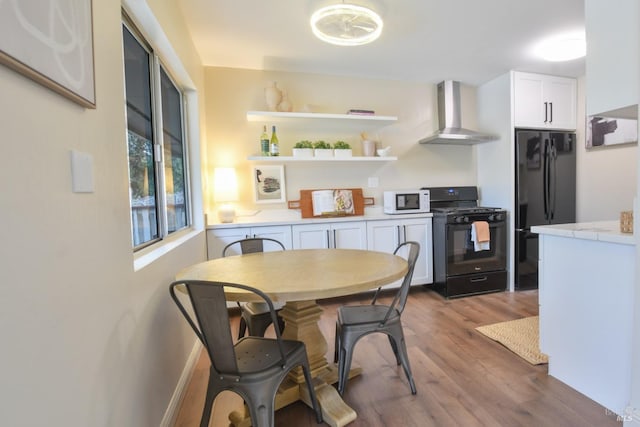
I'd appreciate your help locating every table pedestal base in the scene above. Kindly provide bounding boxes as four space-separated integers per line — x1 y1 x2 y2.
228 300 360 427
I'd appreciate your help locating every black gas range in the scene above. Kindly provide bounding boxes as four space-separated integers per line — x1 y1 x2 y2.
422 186 507 298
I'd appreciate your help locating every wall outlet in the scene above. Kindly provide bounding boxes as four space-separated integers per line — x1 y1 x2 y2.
368 177 379 188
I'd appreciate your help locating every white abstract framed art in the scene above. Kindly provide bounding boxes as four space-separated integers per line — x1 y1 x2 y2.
0 0 96 108
586 116 637 148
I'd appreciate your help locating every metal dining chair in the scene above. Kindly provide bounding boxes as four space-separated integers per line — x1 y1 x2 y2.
334 241 420 396
222 237 286 339
170 280 323 427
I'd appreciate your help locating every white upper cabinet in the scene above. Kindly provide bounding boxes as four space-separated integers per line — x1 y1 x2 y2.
585 0 639 118
513 72 577 130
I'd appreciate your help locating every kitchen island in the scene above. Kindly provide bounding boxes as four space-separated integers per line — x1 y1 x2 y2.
532 220 635 416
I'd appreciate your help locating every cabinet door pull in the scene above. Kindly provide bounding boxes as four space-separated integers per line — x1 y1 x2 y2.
544 102 548 123
327 230 331 248
333 229 337 248
549 102 553 123
402 225 407 242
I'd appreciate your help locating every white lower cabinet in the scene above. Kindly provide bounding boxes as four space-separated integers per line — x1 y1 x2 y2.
206 225 293 259
366 217 433 287
291 221 367 249
206 217 433 291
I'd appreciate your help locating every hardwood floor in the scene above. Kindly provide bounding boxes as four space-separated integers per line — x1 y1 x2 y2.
173 287 621 427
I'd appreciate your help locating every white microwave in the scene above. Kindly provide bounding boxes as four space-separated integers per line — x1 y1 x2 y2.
383 189 430 214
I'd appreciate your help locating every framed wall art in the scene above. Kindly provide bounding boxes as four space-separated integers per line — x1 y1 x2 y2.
252 165 286 204
0 1 96 108
586 116 637 148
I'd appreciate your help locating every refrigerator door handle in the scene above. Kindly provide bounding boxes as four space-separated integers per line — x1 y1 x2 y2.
549 138 558 220
542 138 549 222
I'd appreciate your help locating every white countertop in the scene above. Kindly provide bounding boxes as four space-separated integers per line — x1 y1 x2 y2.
531 220 635 245
207 206 433 228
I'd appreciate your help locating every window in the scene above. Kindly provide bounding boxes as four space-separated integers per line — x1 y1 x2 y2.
123 19 190 250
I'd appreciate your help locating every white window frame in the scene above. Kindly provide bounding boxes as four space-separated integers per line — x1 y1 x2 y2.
122 2 204 270
123 18 192 250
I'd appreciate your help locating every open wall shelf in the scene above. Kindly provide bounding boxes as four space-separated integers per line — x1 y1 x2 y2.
246 110 398 123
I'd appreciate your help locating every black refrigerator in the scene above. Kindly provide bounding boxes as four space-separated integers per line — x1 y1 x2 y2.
515 130 576 290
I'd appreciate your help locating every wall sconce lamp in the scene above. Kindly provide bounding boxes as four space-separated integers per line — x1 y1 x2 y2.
214 167 239 223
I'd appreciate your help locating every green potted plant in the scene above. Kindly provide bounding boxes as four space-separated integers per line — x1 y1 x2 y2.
313 140 333 158
333 141 352 158
292 140 313 158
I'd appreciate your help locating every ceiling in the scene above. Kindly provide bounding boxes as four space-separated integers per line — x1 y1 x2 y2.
177 0 586 86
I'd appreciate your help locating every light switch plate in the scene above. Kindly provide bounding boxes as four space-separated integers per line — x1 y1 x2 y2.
70 150 94 193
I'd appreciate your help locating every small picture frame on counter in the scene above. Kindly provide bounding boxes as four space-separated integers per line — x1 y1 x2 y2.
252 165 286 203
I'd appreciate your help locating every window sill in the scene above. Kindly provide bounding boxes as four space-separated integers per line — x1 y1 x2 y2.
133 227 203 271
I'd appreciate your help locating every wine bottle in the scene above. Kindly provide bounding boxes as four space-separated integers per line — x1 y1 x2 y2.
260 125 270 156
269 125 279 156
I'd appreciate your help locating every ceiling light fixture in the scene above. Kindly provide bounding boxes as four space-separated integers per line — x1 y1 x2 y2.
310 3 383 46
533 32 586 62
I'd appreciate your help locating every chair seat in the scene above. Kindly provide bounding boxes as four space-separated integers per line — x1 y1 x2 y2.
235 337 304 373
337 304 400 326
244 301 284 314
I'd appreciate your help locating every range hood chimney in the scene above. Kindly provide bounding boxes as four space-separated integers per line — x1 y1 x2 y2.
419 80 498 145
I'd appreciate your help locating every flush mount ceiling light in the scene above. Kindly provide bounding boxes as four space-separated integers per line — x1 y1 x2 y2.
533 32 586 62
310 3 383 46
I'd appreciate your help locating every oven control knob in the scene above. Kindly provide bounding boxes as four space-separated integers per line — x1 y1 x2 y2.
454 216 462 223
494 213 504 221
463 216 470 223
488 215 495 221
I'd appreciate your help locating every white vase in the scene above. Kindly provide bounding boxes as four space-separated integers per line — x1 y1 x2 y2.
264 81 282 111
278 90 293 112
362 140 376 157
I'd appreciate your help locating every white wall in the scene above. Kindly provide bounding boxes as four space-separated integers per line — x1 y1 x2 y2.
0 1 206 426
204 68 481 214
575 76 638 221
477 72 516 289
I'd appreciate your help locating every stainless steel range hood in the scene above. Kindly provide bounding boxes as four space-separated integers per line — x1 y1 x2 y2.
419 80 498 145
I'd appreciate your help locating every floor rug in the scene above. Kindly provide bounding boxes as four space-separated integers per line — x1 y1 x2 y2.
476 316 549 365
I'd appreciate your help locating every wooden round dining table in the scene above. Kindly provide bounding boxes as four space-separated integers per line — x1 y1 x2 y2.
176 248 408 427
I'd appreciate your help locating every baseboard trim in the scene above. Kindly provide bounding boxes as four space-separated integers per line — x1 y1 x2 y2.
160 340 202 427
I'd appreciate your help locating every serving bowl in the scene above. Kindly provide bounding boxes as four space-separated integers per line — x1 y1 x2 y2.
376 147 391 157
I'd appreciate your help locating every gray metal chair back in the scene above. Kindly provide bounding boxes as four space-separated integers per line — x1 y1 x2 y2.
334 241 420 396
222 237 285 256
169 280 322 427
222 237 286 339
378 240 420 323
